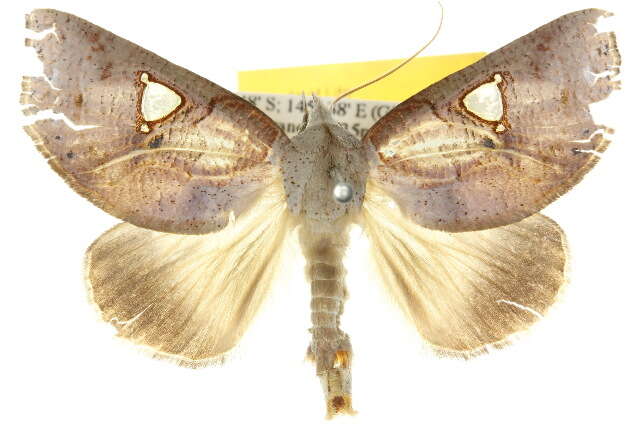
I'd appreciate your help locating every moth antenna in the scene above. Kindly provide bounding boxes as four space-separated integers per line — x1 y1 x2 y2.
330 1 444 108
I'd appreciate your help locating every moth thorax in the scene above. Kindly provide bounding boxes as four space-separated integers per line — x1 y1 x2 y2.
333 183 353 203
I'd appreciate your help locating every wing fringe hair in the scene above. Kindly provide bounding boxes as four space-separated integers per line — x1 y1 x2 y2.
85 182 293 367
361 181 569 358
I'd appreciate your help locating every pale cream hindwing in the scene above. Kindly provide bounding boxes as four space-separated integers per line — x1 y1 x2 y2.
86 184 293 366
361 182 568 356
21 9 289 234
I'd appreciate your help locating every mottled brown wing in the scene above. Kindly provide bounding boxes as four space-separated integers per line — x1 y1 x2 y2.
361 183 567 356
364 9 620 232
21 9 289 234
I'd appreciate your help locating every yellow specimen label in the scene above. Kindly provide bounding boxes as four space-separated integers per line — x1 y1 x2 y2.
238 52 485 102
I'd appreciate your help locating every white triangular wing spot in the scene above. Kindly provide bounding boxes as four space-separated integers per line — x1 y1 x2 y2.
140 73 182 121
462 73 504 122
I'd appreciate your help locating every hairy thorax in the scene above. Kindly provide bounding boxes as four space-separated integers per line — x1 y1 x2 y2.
274 98 374 233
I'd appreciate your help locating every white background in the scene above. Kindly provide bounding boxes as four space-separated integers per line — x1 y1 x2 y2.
1 1 638 425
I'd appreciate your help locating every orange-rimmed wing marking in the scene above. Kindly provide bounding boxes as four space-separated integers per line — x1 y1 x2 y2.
21 9 289 234
364 9 620 232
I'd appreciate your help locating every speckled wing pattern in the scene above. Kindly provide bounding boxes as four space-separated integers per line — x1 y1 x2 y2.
21 9 294 365
21 9 289 234
361 9 620 357
364 9 620 232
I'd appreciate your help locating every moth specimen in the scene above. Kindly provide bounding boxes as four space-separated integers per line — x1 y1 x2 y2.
21 8 620 418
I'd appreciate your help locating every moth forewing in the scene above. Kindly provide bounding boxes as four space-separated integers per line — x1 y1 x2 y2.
21 8 290 235
364 8 620 233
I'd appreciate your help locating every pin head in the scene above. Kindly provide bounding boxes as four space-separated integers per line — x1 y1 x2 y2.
333 183 353 203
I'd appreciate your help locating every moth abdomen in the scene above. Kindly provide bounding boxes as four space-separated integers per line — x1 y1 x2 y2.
300 225 354 418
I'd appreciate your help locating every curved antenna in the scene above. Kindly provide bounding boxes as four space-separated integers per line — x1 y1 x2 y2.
330 2 444 108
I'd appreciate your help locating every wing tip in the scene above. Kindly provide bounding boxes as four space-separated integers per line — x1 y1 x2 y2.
25 9 58 33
